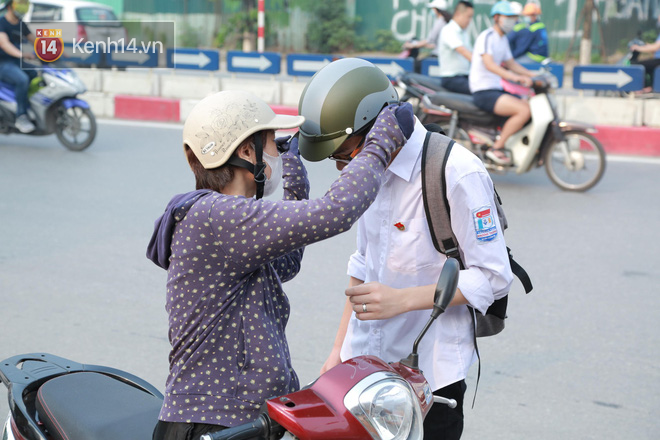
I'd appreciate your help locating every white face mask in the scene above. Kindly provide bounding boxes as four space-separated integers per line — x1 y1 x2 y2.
499 16 517 33
261 151 282 197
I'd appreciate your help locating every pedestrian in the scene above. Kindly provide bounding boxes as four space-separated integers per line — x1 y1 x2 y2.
404 0 450 73
439 1 475 95
299 58 513 440
146 89 413 439
469 0 536 165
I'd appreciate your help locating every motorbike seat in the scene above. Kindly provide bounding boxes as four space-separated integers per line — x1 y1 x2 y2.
35 372 163 440
427 92 486 115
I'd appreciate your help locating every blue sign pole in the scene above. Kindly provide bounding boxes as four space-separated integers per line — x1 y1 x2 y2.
653 66 660 93
572 65 645 91
167 48 219 71
227 51 281 74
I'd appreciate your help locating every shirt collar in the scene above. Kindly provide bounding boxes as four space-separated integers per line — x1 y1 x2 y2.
387 118 425 183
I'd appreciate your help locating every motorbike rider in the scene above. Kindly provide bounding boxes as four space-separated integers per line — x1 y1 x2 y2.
404 0 450 73
300 58 513 440
630 15 660 93
146 90 413 439
438 1 474 95
0 0 37 133
507 2 549 64
469 0 535 165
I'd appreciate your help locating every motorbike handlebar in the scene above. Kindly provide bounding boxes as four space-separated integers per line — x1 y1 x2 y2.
200 414 277 440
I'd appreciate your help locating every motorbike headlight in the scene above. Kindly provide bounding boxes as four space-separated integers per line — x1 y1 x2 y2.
344 372 423 440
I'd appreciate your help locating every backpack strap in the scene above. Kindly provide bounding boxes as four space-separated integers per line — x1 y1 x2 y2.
421 131 484 406
421 131 459 261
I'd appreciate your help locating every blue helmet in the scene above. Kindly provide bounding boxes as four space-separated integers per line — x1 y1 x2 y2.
490 1 517 16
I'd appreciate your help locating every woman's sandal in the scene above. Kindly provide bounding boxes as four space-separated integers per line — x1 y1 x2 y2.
485 147 511 165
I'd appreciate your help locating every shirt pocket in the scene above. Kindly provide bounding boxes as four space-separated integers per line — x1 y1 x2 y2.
386 217 440 272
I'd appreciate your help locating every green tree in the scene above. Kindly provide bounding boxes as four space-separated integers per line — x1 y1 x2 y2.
307 1 362 53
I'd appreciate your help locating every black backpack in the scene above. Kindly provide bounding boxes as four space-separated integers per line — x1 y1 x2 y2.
420 126 533 337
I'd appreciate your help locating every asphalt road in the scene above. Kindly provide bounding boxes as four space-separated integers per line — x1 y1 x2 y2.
0 120 658 439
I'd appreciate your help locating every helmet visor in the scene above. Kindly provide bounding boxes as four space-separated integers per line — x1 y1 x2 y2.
298 126 351 162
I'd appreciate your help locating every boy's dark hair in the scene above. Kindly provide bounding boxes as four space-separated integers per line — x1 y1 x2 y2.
454 0 474 15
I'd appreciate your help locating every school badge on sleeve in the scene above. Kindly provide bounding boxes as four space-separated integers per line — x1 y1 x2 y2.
472 206 498 243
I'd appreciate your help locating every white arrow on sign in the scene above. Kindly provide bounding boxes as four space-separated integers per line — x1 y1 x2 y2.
292 58 330 72
232 54 273 71
63 46 94 61
174 52 212 68
110 50 151 64
427 64 441 77
375 61 405 77
580 69 633 88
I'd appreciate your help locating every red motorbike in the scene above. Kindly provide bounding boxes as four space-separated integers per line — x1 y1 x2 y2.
1 260 460 440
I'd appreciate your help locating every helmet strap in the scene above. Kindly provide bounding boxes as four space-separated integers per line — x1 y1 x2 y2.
225 134 267 200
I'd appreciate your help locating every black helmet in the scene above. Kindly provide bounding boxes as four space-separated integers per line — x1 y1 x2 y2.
298 58 399 162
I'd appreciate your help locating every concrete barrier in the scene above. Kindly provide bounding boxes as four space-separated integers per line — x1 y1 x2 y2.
160 73 220 100
220 77 281 104
102 71 160 96
563 96 644 127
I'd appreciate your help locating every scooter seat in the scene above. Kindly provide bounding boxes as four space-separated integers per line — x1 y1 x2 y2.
35 372 162 440
427 91 486 115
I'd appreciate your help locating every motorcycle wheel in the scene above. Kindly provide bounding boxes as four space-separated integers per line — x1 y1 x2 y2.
55 105 97 151
544 130 606 192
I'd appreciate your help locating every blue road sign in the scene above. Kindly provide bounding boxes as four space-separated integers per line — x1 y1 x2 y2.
573 65 644 91
105 47 159 68
60 42 101 66
520 63 565 88
167 48 219 71
654 66 660 93
360 57 414 80
287 54 335 77
421 58 441 77
227 51 281 74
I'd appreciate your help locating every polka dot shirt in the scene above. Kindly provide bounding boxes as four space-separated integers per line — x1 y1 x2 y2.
154 108 407 427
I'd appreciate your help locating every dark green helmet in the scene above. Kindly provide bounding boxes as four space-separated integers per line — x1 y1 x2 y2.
298 58 399 162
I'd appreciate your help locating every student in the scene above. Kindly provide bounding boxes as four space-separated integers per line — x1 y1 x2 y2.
298 58 513 440
469 0 535 165
147 89 413 439
439 1 475 95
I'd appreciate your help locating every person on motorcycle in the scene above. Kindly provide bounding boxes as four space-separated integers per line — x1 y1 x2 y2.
507 2 549 64
469 0 535 165
146 90 413 439
438 1 474 95
0 0 37 133
301 58 513 440
403 0 450 73
630 16 660 93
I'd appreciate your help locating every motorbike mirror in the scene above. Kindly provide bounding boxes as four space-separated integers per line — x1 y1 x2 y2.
400 258 459 370
431 258 459 319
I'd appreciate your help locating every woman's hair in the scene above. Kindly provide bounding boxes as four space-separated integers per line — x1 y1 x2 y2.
184 131 271 192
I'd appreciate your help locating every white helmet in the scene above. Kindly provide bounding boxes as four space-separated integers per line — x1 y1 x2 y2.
427 0 448 10
183 90 304 170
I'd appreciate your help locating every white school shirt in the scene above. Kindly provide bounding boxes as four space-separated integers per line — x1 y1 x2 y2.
439 19 472 77
341 119 513 391
469 27 513 93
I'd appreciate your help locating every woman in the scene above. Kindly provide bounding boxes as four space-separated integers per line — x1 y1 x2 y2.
146 90 412 439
